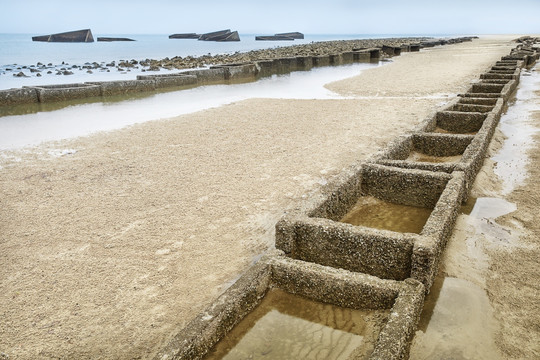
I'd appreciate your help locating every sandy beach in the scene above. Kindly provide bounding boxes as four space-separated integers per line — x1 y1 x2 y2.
1 35 538 359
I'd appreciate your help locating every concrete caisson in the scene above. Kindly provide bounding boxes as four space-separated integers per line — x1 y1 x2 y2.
275 163 465 290
153 252 425 360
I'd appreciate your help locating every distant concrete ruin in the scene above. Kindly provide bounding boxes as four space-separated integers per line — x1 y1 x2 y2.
32 29 94 43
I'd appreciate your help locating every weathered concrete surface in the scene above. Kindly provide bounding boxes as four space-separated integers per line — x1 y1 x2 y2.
154 252 424 360
169 33 200 39
25 83 101 102
32 29 94 43
97 37 135 42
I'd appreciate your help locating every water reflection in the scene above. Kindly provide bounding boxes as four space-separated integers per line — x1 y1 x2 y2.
205 289 387 360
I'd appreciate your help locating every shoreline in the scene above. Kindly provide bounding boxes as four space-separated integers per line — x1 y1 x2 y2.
1 36 538 359
0 36 454 91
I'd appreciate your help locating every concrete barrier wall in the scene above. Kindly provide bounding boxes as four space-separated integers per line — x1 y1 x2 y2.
26 83 101 102
210 63 258 80
136 73 197 89
87 80 156 96
0 88 39 105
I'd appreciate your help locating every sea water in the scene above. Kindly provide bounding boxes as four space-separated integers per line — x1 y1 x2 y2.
0 32 446 90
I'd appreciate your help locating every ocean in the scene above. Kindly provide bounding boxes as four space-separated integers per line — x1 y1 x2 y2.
0 32 447 90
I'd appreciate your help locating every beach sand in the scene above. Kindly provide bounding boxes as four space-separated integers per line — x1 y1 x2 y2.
0 36 537 359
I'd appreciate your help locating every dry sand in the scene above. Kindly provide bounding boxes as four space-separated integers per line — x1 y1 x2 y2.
0 36 533 359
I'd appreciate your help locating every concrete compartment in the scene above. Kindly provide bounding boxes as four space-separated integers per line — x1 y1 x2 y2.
431 111 488 134
460 79 516 100
154 252 425 360
275 163 465 289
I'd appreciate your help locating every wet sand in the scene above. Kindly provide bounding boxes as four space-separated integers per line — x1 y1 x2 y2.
0 36 534 359
410 61 540 359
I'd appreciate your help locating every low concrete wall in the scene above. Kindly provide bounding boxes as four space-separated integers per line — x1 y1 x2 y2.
295 55 313 70
87 80 156 96
0 88 39 105
353 51 372 62
210 63 258 81
25 83 101 102
153 252 425 360
136 73 197 89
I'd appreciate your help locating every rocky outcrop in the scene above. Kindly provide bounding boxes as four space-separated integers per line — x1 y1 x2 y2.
97 37 135 42
199 29 240 42
169 33 200 39
32 29 94 43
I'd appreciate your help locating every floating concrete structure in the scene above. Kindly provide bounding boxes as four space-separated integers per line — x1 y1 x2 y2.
275 32 304 39
255 35 295 41
169 33 200 39
256 32 304 41
32 29 94 43
97 37 135 42
199 29 240 42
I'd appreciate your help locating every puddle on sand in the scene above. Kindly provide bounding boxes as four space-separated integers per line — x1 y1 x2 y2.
492 66 540 194
407 151 462 163
340 196 432 234
205 289 388 360
410 277 502 360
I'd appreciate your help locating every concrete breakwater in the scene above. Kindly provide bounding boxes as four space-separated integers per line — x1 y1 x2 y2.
154 37 539 359
0 37 476 108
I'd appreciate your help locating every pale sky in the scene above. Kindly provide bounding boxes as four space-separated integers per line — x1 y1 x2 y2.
1 0 539 35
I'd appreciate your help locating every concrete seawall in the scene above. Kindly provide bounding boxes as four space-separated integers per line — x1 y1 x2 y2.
0 37 476 108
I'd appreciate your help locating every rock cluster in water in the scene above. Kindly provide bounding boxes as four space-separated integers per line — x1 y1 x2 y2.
2 37 429 79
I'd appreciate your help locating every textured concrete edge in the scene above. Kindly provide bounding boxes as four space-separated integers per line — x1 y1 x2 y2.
153 251 424 360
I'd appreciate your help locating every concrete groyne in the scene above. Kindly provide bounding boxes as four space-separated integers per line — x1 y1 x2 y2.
0 37 477 109
153 37 539 359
